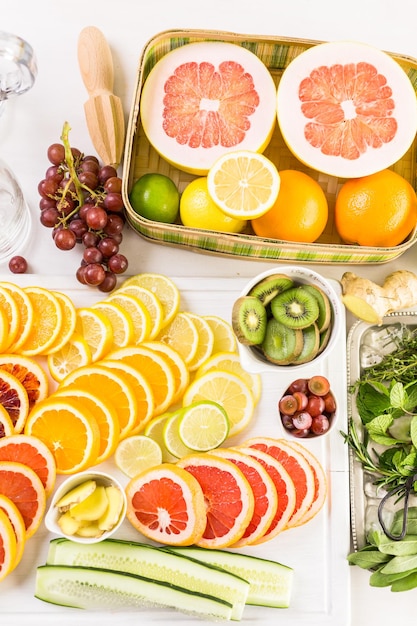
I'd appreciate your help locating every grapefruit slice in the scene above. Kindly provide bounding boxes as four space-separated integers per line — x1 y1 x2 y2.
277 41 417 177
177 453 254 549
125 463 206 546
284 439 327 526
245 437 315 529
210 447 278 547
0 461 46 538
0 434 56 496
238 446 296 543
140 41 277 175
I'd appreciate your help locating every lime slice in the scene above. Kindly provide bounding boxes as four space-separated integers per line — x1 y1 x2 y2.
178 401 229 452
143 413 178 463
162 409 194 459
114 435 163 478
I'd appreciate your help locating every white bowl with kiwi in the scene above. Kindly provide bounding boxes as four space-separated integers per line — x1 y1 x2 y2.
232 266 343 372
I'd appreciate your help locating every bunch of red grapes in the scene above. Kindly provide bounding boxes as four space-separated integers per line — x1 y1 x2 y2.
38 139 128 292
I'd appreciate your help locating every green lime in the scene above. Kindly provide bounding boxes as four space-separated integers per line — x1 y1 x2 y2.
129 173 180 223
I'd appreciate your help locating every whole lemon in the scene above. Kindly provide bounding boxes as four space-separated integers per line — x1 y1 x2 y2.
129 173 180 223
180 177 247 233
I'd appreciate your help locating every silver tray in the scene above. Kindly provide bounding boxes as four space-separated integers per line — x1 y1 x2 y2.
347 311 417 551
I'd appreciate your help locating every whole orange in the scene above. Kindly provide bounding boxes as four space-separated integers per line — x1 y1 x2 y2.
251 170 328 243
334 169 417 247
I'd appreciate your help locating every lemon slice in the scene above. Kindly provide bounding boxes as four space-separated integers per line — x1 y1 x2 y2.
115 435 163 478
196 351 262 404
45 291 77 355
75 308 114 362
143 413 178 463
105 292 151 344
183 370 255 437
121 273 180 328
183 312 214 372
207 150 280 219
115 284 164 340
203 315 237 354
91 300 134 348
178 401 229 452
163 409 194 459
157 312 199 365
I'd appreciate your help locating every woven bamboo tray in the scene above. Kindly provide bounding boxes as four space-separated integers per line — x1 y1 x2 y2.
122 29 417 264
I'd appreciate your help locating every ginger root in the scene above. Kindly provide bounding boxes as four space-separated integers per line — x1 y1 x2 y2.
340 270 417 325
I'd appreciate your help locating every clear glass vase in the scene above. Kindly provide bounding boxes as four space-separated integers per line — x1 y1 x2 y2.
0 158 31 263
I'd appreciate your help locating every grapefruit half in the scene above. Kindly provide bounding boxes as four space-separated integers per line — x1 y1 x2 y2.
140 41 277 175
277 41 417 177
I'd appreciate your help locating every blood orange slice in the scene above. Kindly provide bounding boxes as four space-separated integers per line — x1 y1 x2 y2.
0 507 17 582
277 41 417 178
125 463 206 545
245 437 315 529
140 41 277 175
0 434 56 496
0 369 29 434
284 439 327 526
0 494 26 571
238 446 296 543
0 405 14 439
0 354 49 409
0 461 46 538
210 447 278 547
177 453 254 548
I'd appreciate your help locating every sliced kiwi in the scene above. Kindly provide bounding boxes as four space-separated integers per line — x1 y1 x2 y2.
270 286 319 330
232 296 267 346
261 318 303 364
302 284 332 332
293 322 320 364
248 274 294 306
317 324 332 355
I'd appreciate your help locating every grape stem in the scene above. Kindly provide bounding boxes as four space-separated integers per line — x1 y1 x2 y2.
60 121 85 208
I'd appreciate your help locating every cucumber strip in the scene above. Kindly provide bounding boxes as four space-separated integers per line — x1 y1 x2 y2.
46 538 249 620
35 564 233 620
166 546 293 608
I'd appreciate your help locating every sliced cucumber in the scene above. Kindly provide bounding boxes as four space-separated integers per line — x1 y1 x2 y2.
46 538 249 620
35 564 233 620
167 546 293 608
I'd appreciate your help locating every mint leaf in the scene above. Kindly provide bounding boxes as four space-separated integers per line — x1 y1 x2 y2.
411 417 417 449
366 414 396 445
390 382 407 409
356 383 392 424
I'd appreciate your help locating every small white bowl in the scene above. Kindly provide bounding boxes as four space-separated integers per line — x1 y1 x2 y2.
45 470 127 544
236 265 343 373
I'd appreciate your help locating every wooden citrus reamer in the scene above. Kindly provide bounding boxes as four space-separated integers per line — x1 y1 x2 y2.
77 25 125 168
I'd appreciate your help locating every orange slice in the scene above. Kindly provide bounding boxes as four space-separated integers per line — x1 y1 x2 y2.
0 282 34 353
24 397 100 474
0 433 56 496
0 460 46 538
59 364 138 441
245 437 316 529
0 507 17 581
0 494 26 572
210 447 278 547
19 287 63 356
177 453 254 548
142 341 189 404
99 359 155 436
105 292 151 345
53 388 120 464
0 307 9 353
44 291 77 355
75 307 114 362
108 346 176 417
0 405 14 438
125 462 206 545
0 369 29 434
238 446 296 543
157 312 199 365
0 354 49 409
46 333 92 383
0 285 20 351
